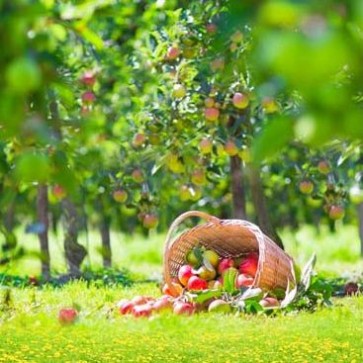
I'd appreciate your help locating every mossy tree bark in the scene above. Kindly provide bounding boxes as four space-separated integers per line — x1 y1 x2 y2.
62 198 87 276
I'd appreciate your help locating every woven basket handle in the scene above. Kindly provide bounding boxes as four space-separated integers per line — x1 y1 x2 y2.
164 211 220 253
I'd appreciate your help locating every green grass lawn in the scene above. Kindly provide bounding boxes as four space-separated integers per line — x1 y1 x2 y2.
1 224 362 362
0 282 362 363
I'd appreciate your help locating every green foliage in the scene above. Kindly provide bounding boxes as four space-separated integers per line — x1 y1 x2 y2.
0 0 363 274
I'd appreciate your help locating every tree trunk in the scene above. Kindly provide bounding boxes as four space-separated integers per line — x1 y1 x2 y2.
358 203 363 257
230 156 247 219
97 197 112 268
36 184 50 280
4 200 15 232
61 198 87 276
100 216 111 268
248 166 284 250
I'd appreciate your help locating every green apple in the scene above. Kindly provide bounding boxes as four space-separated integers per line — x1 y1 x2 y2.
208 299 231 313
196 265 216 281
203 250 219 267
186 248 201 267
232 92 249 109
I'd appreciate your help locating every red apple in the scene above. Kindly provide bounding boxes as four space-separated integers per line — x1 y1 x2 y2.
218 258 234 275
299 180 314 194
113 189 128 203
52 185 66 199
230 30 243 43
206 23 217 34
236 274 254 288
132 133 146 148
191 169 206 186
173 301 195 315
81 91 96 104
224 140 239 156
80 71 96 87
166 46 180 60
204 107 220 122
187 276 208 291
232 92 249 109
143 214 159 229
131 169 144 183
118 300 135 315
328 205 345 220
210 58 225 71
131 295 153 306
317 160 330 174
199 138 213 154
204 97 215 108
132 304 153 318
239 252 259 277
178 265 194 286
58 308 78 325
153 296 173 312
259 297 280 308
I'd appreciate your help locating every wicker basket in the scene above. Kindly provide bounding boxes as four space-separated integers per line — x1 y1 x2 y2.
163 211 296 296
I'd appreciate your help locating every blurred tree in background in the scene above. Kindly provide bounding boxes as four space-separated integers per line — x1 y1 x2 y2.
0 0 362 278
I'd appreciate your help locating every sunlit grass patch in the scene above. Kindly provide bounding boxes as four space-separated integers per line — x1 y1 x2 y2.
0 283 362 363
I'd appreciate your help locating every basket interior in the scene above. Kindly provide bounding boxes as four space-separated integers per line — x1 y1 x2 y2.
166 221 260 278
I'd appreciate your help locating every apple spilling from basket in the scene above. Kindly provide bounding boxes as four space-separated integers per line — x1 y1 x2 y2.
117 247 282 318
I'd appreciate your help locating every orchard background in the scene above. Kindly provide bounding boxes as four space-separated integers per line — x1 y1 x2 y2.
0 1 362 362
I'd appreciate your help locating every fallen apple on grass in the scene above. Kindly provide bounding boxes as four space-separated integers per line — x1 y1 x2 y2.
58 308 78 325
132 304 153 318
208 299 232 313
259 297 280 309
118 300 135 315
153 296 173 312
173 301 195 316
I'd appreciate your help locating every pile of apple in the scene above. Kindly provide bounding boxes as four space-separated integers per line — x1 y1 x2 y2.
175 247 258 292
117 246 280 318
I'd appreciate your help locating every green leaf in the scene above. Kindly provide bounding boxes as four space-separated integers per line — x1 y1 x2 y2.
222 267 238 294
252 116 294 163
194 289 223 304
244 300 264 314
240 288 263 301
13 152 51 183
